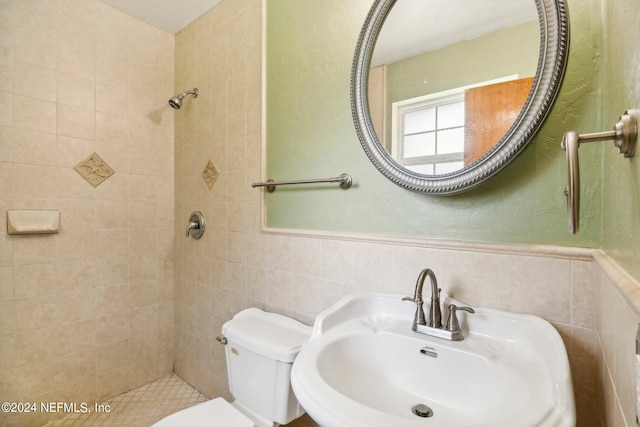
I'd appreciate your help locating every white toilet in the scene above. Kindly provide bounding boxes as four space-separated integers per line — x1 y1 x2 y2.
152 308 312 427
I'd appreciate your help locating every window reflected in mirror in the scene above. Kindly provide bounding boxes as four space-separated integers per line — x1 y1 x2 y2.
382 76 533 173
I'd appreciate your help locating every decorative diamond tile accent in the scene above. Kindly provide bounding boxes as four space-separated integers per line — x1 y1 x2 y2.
74 153 115 187
202 159 219 190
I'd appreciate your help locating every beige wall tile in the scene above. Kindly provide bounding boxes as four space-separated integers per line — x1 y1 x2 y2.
12 130 57 166
94 256 129 287
97 338 129 373
129 280 158 309
58 319 97 355
498 255 571 324
352 241 395 292
96 82 128 116
0 92 13 127
56 289 97 324
0 127 12 162
571 260 598 328
14 262 58 299
128 228 157 256
0 266 14 301
96 112 128 143
13 234 57 265
5 164 63 199
97 365 130 402
0 39 16 93
13 62 57 102
57 104 95 139
56 259 96 292
97 311 131 344
57 199 97 231
439 250 501 308
56 229 96 261
57 348 97 385
96 53 129 88
13 95 56 134
58 42 97 81
14 296 58 333
1 2 175 417
58 73 96 110
0 301 15 337
96 284 129 317
14 35 58 70
56 135 95 167
15 326 64 367
15 359 60 399
96 229 129 258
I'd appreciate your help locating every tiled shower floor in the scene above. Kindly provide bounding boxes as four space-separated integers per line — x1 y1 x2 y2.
42 374 208 427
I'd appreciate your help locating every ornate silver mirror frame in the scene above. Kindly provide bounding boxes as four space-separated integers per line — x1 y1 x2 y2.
351 0 570 194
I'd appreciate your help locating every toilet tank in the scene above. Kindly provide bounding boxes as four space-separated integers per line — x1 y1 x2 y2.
222 308 312 425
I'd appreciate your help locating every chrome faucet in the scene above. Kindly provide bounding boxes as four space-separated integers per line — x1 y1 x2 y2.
402 268 440 328
403 268 474 341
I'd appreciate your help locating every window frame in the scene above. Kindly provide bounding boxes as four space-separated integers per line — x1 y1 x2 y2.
390 75 519 173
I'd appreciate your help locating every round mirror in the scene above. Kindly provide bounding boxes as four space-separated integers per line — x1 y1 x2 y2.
351 0 569 194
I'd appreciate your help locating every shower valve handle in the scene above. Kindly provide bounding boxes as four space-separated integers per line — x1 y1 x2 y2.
185 211 205 239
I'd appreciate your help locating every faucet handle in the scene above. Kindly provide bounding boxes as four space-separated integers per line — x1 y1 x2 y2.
185 211 205 239
402 295 426 326
445 304 475 333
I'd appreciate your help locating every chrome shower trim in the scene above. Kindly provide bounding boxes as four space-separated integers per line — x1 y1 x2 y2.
169 88 199 110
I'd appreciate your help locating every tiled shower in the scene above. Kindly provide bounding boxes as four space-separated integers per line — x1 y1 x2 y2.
0 1 175 425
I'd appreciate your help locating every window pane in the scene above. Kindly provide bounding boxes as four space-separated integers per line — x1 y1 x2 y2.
437 101 465 128
407 163 434 174
435 161 464 174
404 107 435 134
403 133 435 158
436 128 464 154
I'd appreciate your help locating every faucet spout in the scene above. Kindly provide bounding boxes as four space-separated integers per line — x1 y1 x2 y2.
403 268 441 328
420 269 441 328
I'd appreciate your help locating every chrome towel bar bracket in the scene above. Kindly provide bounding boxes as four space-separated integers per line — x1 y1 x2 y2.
561 109 638 234
252 173 352 193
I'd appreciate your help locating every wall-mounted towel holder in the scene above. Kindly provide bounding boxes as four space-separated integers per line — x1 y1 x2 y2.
561 109 638 234
252 173 352 193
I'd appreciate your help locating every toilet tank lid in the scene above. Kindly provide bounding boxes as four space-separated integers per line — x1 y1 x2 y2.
222 308 312 363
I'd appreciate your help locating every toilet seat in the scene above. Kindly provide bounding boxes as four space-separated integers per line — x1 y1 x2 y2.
152 397 255 427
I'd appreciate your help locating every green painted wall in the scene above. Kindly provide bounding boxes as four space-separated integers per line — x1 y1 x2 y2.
266 0 603 247
601 0 640 280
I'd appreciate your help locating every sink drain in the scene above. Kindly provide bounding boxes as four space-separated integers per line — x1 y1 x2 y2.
411 404 433 418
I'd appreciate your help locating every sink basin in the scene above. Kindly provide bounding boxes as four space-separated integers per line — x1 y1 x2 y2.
291 292 575 427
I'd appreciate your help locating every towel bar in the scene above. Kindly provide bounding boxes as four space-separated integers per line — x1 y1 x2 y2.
561 109 638 234
252 173 352 193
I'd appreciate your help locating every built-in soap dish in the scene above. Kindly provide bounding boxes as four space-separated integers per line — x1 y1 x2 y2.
7 209 60 235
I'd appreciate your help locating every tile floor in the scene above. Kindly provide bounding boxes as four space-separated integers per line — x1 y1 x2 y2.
40 373 319 427
42 374 208 427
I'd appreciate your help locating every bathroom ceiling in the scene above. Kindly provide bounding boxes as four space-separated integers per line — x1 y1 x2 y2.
97 0 221 34
98 0 535 56
372 0 537 66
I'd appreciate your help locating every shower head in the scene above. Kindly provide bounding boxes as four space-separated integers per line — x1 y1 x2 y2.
169 88 198 110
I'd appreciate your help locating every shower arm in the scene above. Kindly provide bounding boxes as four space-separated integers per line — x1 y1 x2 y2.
561 109 638 234
180 89 198 98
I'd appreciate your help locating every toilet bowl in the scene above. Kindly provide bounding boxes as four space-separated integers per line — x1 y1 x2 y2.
152 308 312 427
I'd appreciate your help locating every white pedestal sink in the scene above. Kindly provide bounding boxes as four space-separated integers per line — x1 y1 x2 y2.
291 292 575 427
